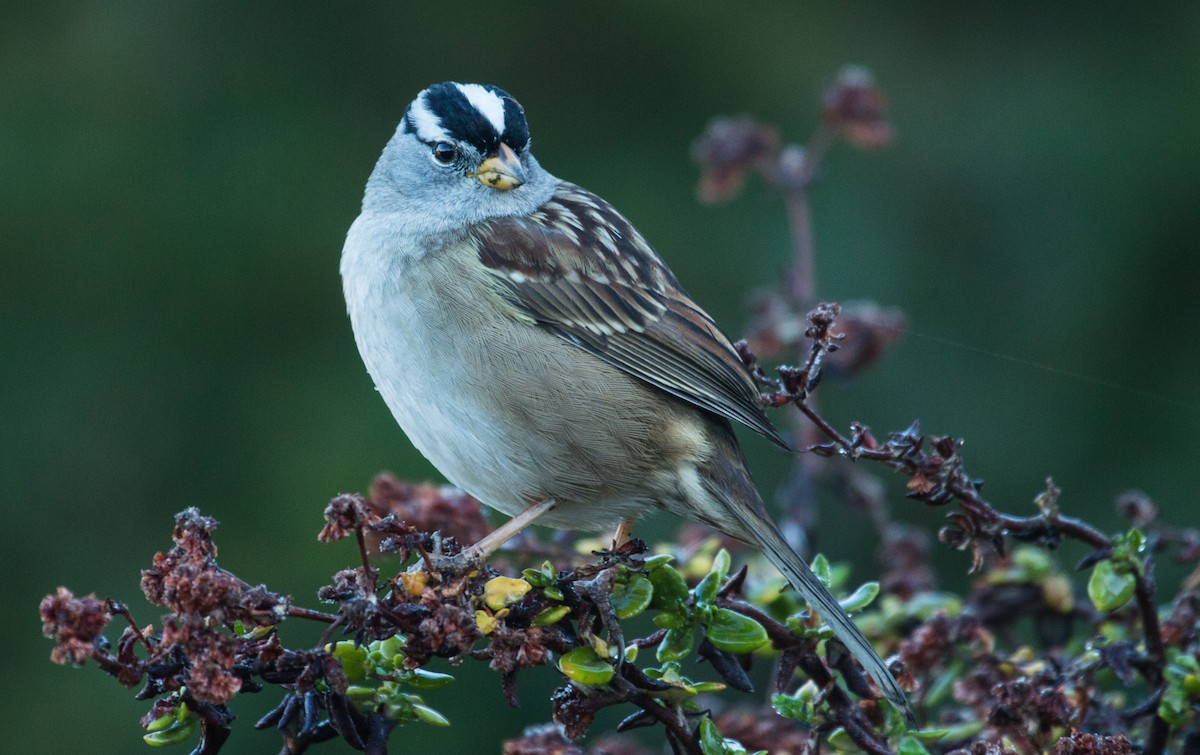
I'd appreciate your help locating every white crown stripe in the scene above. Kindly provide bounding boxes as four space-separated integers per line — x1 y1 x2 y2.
409 96 450 143
457 83 507 136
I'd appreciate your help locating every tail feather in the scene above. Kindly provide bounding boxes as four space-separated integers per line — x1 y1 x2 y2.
692 416 913 721
727 503 915 723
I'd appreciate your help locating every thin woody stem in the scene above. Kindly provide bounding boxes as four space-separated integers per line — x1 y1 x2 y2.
781 124 834 305
287 605 339 624
611 676 702 755
784 191 816 305
775 125 838 556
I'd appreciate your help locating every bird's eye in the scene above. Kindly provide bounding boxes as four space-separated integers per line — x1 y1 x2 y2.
432 142 458 164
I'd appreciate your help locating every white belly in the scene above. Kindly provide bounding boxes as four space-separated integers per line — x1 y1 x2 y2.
340 216 677 530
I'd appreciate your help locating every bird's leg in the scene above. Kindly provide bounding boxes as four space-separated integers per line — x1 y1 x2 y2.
611 516 635 549
463 497 558 561
430 498 557 573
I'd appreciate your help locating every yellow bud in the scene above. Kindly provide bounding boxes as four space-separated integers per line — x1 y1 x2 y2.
474 610 498 635
483 577 532 611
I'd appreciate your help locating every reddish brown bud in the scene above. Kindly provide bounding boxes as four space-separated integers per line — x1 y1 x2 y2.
691 116 779 203
320 493 370 542
1115 490 1157 527
822 66 893 149
40 587 112 665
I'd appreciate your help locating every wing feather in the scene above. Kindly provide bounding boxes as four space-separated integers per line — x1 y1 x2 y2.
473 182 788 449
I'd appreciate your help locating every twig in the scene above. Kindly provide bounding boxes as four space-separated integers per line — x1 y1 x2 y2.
287 606 339 624
611 676 703 755
718 597 892 754
107 600 153 650
750 304 1173 754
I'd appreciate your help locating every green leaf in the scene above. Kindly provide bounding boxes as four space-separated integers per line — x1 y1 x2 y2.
784 612 812 636
649 564 690 613
698 717 722 751
408 668 455 688
903 591 963 619
837 581 880 613
558 646 614 686
1088 559 1136 612
711 548 731 577
345 685 376 705
657 624 696 662
374 635 405 664
705 607 768 654
1012 546 1052 581
1172 650 1200 673
330 640 369 683
1184 673 1200 695
826 727 857 751
145 703 188 734
654 611 686 629
411 704 450 727
698 717 748 754
381 701 415 722
521 570 547 587
695 549 732 604
142 716 196 747
530 605 571 627
828 562 851 591
896 735 933 755
1158 685 1192 728
522 561 556 587
611 575 654 619
1117 528 1146 557
145 716 174 734
811 554 832 589
641 553 675 570
923 662 961 707
923 720 984 742
772 690 815 723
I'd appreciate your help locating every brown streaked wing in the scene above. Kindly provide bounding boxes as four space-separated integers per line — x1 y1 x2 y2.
474 183 788 449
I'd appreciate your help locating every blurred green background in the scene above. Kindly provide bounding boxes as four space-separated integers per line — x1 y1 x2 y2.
5 2 1199 752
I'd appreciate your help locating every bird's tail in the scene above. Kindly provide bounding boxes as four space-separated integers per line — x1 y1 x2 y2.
725 500 914 723
695 418 913 721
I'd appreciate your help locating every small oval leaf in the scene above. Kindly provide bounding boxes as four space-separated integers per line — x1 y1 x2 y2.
1088 560 1136 612
695 550 732 604
641 553 675 570
411 704 450 727
408 668 455 688
698 717 724 753
558 646 615 686
649 564 690 612
705 607 768 654
530 605 572 627
329 640 369 683
611 575 654 619
811 554 832 589
657 624 696 662
838 581 880 613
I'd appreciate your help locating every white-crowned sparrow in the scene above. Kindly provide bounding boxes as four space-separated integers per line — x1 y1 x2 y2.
340 82 909 716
